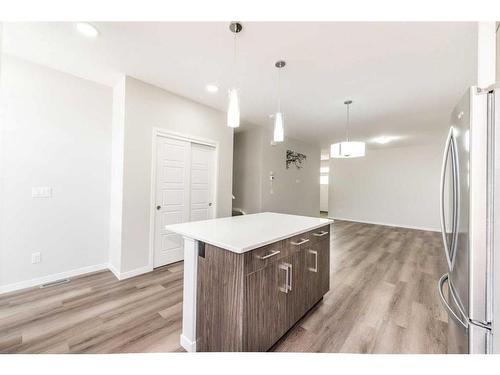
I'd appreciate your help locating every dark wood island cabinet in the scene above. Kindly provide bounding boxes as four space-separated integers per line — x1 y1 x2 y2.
195 224 330 351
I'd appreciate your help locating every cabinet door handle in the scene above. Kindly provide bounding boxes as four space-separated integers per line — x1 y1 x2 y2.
308 249 318 272
287 263 293 292
279 263 289 294
255 250 280 260
312 231 328 237
290 238 309 246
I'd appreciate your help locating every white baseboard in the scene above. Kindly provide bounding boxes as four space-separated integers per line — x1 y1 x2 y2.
115 265 152 281
180 334 197 352
107 263 152 281
0 263 109 295
0 262 156 295
328 216 440 232
107 262 121 280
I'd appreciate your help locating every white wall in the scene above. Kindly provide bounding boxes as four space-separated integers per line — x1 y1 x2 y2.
108 77 126 275
0 64 234 288
0 55 112 290
492 21 500 354
477 22 497 87
497 22 500 81
233 126 320 217
232 127 262 214
0 23 3 77
328 141 444 231
320 185 328 212
320 159 329 212
260 130 320 217
112 76 234 275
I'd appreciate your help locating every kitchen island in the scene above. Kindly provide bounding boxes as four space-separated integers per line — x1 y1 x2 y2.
165 212 333 352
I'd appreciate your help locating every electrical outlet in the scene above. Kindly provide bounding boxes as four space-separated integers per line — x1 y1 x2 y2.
31 252 41 264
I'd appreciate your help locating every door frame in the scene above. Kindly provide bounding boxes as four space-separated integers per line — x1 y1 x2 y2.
148 127 219 270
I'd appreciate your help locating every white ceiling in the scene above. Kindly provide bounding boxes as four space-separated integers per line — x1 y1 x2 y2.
2 22 477 147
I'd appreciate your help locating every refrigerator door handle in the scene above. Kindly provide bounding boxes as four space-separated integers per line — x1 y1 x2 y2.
485 90 495 324
450 132 460 270
440 128 455 270
438 273 469 329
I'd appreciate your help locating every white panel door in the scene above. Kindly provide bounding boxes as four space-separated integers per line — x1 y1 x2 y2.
154 137 190 267
190 143 216 222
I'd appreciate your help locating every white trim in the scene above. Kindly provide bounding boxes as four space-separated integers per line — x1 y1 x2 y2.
154 128 218 148
180 334 197 352
115 265 152 281
0 263 108 295
148 129 158 271
0 262 155 295
149 128 219 270
181 237 198 352
328 216 440 232
107 262 121 280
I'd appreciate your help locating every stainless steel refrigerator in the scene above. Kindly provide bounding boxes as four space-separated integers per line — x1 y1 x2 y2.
438 85 499 354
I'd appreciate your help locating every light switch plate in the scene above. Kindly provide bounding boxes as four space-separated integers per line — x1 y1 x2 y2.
32 187 52 198
31 252 41 264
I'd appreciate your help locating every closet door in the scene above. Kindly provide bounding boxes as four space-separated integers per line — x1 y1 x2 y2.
154 137 191 267
190 143 216 222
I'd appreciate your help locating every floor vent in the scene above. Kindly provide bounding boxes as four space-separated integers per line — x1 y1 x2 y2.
39 278 70 288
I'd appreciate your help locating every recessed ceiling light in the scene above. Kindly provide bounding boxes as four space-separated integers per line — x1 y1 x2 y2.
76 22 99 38
372 136 399 144
205 84 219 93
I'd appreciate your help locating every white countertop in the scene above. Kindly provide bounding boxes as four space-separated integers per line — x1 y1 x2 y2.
165 212 333 254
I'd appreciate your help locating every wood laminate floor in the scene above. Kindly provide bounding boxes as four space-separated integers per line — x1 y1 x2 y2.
0 221 448 353
272 220 448 353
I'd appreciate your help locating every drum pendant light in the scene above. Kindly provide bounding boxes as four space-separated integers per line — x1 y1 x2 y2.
330 100 365 158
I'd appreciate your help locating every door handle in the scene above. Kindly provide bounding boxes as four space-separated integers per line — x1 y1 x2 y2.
279 263 289 294
208 202 212 207
156 205 161 210
308 249 318 272
256 250 280 260
312 231 328 237
290 238 309 246
439 127 454 270
450 133 460 271
286 263 293 292
437 273 468 329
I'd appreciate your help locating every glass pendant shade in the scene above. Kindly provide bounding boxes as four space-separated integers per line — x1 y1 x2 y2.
227 88 240 128
273 112 284 142
330 141 365 158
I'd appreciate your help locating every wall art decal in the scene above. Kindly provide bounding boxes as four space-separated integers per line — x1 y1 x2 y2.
286 149 307 169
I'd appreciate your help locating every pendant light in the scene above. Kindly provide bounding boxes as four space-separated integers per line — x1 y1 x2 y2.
330 100 365 158
227 22 242 128
273 60 286 142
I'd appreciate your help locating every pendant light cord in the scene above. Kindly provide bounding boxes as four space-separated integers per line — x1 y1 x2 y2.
233 31 236 62
345 102 350 142
277 66 281 112
233 31 238 88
